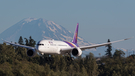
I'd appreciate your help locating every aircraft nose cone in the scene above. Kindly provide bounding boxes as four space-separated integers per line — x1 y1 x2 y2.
36 45 39 51
36 45 41 51
36 45 43 52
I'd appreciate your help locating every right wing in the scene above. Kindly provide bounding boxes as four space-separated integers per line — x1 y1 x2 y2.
2 39 35 49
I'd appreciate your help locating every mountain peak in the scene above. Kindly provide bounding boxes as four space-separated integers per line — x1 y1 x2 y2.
24 17 37 23
38 18 46 22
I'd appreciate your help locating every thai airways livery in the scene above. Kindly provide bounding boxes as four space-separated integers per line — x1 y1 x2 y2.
3 23 132 59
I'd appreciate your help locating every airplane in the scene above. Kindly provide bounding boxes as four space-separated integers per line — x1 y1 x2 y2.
2 23 132 60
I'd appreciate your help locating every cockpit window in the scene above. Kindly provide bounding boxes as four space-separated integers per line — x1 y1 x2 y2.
37 44 44 46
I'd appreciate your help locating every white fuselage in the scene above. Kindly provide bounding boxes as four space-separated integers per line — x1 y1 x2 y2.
36 40 76 55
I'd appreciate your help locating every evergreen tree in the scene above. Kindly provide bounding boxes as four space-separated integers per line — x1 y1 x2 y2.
81 66 88 76
24 38 29 46
85 53 99 76
18 36 24 45
29 36 36 47
113 49 125 59
105 39 112 57
24 36 36 47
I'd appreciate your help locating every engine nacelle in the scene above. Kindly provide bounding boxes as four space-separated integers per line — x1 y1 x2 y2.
27 49 37 57
71 48 82 57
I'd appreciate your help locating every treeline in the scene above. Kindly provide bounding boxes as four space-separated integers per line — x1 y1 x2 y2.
0 36 135 76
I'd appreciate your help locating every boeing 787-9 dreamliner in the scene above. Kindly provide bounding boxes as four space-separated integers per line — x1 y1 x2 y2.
3 23 132 60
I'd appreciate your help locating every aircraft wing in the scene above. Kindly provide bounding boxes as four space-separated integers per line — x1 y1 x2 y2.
60 37 132 54
2 39 35 49
80 37 132 51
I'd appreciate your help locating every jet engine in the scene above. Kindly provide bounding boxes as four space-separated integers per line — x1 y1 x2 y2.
27 49 37 57
71 48 82 56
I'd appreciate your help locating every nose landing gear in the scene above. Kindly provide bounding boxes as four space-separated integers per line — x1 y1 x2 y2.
45 57 53 61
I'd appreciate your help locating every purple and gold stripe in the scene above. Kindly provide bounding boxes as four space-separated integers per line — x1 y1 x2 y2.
64 41 79 47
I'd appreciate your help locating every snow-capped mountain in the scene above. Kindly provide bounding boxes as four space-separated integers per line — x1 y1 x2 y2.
0 18 91 46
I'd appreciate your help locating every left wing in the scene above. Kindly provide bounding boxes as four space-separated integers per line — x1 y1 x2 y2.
60 37 132 53
2 39 35 49
80 37 132 51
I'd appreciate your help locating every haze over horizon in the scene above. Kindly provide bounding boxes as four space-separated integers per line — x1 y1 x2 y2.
0 0 135 49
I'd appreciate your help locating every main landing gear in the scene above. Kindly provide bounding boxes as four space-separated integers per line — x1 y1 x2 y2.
66 53 74 61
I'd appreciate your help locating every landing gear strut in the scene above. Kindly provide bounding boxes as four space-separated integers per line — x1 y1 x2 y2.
38 53 53 61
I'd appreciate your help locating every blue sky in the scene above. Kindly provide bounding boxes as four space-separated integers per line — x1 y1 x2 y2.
0 0 135 49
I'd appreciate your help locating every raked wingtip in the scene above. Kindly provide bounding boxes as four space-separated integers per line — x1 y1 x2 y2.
124 37 134 40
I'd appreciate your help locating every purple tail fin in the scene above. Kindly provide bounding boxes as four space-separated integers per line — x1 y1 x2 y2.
72 23 79 44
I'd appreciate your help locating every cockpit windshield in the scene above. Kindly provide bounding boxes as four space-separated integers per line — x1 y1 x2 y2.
37 44 44 46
